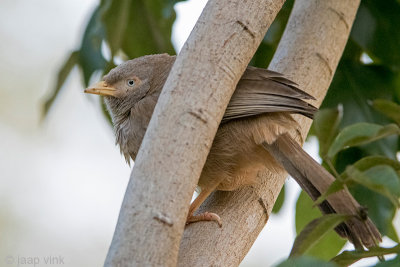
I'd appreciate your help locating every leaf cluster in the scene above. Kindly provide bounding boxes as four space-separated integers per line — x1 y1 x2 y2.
263 1 400 265
281 108 400 266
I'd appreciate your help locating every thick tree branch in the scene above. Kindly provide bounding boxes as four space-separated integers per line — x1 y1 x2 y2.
104 0 285 266
178 0 360 266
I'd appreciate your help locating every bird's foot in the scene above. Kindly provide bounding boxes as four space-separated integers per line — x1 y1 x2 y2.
186 212 222 227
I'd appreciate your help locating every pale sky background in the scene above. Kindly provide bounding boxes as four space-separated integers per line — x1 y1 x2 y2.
0 0 397 266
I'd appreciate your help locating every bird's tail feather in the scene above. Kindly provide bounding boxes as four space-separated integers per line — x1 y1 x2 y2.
262 133 381 249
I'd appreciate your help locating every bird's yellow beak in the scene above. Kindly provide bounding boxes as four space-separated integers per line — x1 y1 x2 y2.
84 81 118 97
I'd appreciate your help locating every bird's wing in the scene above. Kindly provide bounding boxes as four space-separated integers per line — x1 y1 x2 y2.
222 67 317 123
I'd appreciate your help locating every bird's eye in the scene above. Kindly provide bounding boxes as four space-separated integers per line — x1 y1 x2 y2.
127 80 135 87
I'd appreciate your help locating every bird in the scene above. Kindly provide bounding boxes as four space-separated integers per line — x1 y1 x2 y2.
84 53 381 249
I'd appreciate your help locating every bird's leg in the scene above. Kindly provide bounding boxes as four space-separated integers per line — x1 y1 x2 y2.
186 181 223 227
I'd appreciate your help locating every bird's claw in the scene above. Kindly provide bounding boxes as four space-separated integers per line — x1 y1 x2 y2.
186 212 222 227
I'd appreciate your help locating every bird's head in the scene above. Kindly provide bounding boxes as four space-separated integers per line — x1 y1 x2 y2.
84 54 175 122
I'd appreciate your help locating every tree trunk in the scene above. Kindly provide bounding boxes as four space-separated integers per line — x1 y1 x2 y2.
178 0 360 266
104 0 286 266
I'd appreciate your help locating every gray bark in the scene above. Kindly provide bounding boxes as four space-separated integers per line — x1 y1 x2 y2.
104 0 286 266
178 0 361 266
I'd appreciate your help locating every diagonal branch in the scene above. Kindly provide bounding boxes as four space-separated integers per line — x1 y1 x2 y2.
178 0 361 266
104 0 286 266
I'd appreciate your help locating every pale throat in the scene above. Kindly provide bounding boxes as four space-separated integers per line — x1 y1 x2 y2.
113 99 156 162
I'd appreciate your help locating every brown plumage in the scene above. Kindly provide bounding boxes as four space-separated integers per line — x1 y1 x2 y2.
85 53 381 249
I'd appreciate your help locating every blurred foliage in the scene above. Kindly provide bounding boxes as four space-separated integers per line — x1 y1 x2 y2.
331 245 400 266
43 0 182 118
272 183 285 214
290 213 351 258
45 0 400 265
295 191 346 260
276 256 339 267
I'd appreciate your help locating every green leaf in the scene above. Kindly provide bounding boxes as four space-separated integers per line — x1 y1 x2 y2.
331 245 400 266
43 6 108 118
316 157 400 215
79 6 108 86
322 52 397 128
290 214 351 258
312 107 343 158
295 191 346 260
327 123 400 159
346 165 400 206
99 0 130 55
272 184 285 214
101 0 179 59
337 156 400 232
351 0 400 69
350 156 400 173
314 179 345 206
276 256 338 267
373 99 400 125
42 51 79 117
321 53 399 159
386 223 400 243
334 147 366 174
351 186 397 241
374 255 400 267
